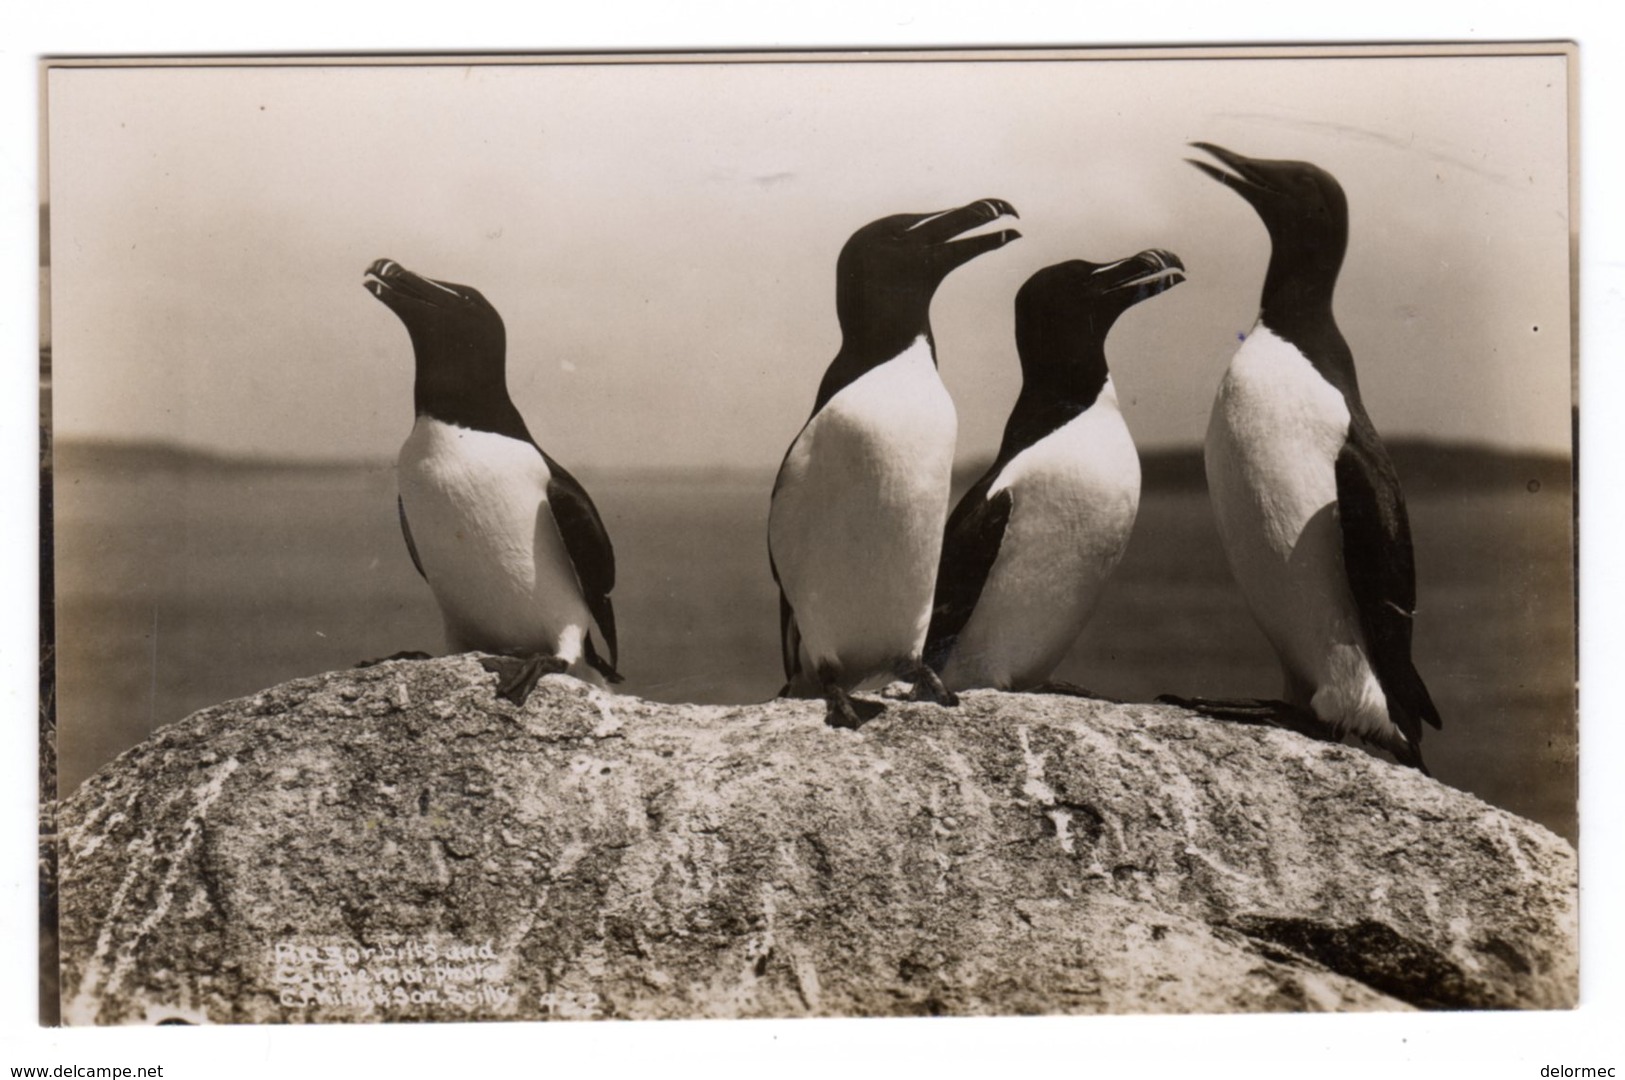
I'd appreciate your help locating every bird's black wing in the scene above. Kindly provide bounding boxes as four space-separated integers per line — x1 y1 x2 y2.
1335 417 1442 744
398 496 426 579
774 569 803 689
768 502 805 688
924 470 1014 673
540 451 620 677
768 424 812 689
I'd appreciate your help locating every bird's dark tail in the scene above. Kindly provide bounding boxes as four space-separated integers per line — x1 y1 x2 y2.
1406 668 1444 731
1387 731 1432 777
584 634 624 684
1379 664 1441 776
1382 654 1442 773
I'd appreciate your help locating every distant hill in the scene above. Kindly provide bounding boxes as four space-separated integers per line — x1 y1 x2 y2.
52 437 1572 497
954 440 1573 497
50 439 385 476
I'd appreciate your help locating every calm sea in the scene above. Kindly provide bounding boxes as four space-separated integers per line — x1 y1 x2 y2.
51 447 1577 843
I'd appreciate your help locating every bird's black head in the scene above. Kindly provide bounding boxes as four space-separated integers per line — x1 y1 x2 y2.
1014 251 1185 395
1187 143 1348 300
366 258 529 434
834 198 1021 356
365 258 505 362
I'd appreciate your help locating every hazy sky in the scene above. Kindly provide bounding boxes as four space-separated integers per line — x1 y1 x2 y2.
47 52 1572 469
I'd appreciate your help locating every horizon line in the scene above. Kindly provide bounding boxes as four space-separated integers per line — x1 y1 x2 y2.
46 433 1578 474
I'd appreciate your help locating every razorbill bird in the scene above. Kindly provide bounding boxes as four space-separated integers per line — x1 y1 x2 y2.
925 250 1185 693
1164 143 1442 772
768 198 1021 729
364 258 621 705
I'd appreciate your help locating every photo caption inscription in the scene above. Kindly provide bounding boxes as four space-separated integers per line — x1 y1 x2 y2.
270 936 515 1015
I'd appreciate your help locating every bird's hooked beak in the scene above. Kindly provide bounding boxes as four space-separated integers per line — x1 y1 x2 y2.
908 197 1023 275
364 258 468 310
1093 248 1187 303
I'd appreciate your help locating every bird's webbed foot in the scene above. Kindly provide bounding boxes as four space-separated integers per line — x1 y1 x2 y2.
903 660 959 707
823 683 865 731
480 653 570 706
820 682 888 731
1155 694 1341 743
354 650 434 669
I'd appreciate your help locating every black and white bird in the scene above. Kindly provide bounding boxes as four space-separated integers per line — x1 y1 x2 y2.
364 258 621 705
768 199 1021 729
925 251 1185 692
1165 143 1442 772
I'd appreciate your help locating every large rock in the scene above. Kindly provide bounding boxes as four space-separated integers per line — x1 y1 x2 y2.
57 657 1576 1023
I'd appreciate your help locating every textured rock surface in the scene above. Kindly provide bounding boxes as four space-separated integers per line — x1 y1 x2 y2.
58 657 1577 1024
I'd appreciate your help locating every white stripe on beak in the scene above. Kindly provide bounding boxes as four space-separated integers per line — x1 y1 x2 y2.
904 209 953 233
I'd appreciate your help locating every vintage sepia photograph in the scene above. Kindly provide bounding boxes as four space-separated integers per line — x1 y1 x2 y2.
41 46 1577 1029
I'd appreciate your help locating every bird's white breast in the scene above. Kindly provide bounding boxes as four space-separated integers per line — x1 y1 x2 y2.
1204 323 1390 738
769 337 957 687
944 379 1141 690
1206 325 1350 555
397 417 589 657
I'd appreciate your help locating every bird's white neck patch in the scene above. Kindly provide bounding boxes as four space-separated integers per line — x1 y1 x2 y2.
821 335 950 421
990 378 1122 498
400 416 546 479
1226 324 1351 465
869 334 936 379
